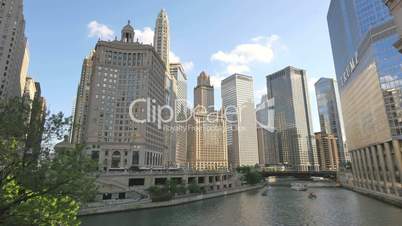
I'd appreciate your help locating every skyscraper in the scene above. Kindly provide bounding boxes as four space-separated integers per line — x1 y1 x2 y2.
314 132 339 171
221 74 259 168
384 0 402 52
0 0 28 100
256 95 279 166
187 109 228 171
71 51 94 144
153 9 177 166
315 78 349 164
188 71 228 171
154 9 170 71
266 66 319 171
194 71 214 113
328 0 402 197
170 63 188 166
72 22 166 171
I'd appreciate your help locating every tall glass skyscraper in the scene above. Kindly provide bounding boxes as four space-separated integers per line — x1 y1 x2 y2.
266 67 319 171
315 78 349 164
328 0 402 138
328 0 402 197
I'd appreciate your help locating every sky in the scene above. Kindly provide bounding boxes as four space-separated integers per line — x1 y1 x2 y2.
24 0 335 132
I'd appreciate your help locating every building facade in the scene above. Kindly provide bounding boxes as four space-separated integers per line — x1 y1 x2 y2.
0 0 28 100
256 95 279 166
314 132 339 171
266 66 319 171
194 71 214 113
221 74 259 168
315 78 349 164
72 22 166 171
71 51 94 144
187 110 228 171
187 72 228 171
328 0 402 198
170 63 188 166
384 0 402 52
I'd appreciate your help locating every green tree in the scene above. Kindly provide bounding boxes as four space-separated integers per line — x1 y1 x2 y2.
146 186 172 202
187 182 201 194
244 171 263 185
0 97 97 225
237 166 263 185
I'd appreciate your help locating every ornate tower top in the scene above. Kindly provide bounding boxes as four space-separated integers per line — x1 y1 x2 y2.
197 71 212 87
121 20 134 43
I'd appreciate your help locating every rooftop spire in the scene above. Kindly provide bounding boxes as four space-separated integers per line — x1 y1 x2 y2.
121 20 134 43
154 9 170 70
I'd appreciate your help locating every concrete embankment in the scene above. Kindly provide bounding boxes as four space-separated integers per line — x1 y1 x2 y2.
342 184 402 208
79 184 264 216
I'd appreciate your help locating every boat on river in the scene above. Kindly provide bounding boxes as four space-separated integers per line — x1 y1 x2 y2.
308 192 317 199
291 183 308 191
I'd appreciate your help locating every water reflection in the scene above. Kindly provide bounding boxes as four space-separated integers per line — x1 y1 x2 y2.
81 186 402 226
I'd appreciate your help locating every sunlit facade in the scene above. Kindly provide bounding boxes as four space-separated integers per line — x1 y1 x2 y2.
221 74 259 168
187 110 228 171
0 0 27 100
328 0 402 198
315 132 339 171
72 22 166 171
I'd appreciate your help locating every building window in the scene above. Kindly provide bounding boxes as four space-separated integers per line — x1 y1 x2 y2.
132 151 139 165
111 151 121 168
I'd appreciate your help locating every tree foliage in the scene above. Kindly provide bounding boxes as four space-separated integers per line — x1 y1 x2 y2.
237 166 264 185
0 97 97 225
187 182 201 194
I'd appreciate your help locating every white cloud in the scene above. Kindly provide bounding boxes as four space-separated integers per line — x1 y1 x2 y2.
134 27 154 44
210 75 225 88
211 35 284 74
182 61 194 72
227 64 250 74
170 51 194 72
88 21 115 41
169 51 181 63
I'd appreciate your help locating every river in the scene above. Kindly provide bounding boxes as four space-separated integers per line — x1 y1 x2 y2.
81 183 402 226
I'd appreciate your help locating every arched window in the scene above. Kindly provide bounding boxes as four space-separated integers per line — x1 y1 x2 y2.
111 151 121 168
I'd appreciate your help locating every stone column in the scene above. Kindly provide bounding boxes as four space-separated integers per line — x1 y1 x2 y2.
357 149 369 189
392 140 402 185
352 151 363 187
384 142 398 195
351 151 361 187
365 147 375 190
370 146 383 193
361 149 372 190
377 144 390 194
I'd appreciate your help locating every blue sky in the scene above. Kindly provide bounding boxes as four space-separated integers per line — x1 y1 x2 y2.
24 0 335 132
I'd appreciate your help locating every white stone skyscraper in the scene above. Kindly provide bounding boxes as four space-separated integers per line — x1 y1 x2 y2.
154 9 170 71
72 22 166 171
0 0 28 100
221 74 259 168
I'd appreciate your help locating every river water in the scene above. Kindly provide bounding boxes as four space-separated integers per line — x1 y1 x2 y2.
81 184 402 226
